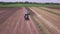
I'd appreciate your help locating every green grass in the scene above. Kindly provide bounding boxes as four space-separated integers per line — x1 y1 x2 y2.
0 4 42 7
0 3 60 7
43 4 60 7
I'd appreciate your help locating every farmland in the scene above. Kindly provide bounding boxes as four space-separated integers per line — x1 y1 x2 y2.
0 3 60 34
29 7 60 34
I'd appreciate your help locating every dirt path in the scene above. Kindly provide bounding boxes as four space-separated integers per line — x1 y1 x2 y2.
0 7 41 34
29 7 60 34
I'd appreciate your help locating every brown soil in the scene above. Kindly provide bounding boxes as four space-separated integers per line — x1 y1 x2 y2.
29 7 60 34
0 7 41 34
46 7 60 10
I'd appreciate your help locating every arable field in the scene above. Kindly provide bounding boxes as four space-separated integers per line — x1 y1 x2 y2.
29 7 60 34
0 4 60 34
0 7 42 34
38 6 60 16
47 7 60 9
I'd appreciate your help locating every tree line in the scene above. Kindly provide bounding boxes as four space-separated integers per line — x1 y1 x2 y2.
0 2 60 5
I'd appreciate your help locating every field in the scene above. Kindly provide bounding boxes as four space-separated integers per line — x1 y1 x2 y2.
0 3 60 7
29 7 60 34
0 4 60 34
0 4 41 7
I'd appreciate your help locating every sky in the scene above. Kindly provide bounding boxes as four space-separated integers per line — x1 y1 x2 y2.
0 0 60 3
